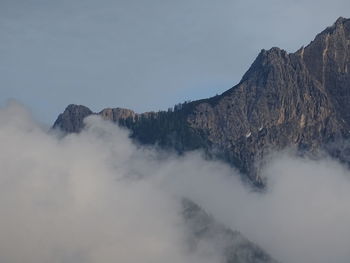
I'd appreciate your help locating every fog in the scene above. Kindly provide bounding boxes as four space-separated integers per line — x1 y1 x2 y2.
1 102 350 263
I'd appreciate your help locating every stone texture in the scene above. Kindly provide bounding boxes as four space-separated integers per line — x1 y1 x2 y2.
53 17 350 182
99 108 137 122
53 104 93 133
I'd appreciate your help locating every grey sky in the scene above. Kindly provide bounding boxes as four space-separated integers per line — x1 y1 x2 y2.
1 0 349 123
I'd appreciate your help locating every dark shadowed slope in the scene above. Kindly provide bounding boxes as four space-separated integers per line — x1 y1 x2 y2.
182 199 279 263
54 17 350 181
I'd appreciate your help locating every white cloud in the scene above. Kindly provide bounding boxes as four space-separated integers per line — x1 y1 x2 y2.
0 102 222 263
1 102 350 263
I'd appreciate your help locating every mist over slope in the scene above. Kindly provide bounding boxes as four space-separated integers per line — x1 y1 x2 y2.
2 102 350 263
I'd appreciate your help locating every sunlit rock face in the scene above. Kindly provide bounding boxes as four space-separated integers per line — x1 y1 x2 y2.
53 17 350 182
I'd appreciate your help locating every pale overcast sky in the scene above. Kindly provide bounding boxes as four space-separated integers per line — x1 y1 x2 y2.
1 0 349 123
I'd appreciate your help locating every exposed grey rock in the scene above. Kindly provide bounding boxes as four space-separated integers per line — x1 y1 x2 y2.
99 108 137 122
53 104 93 133
51 18 350 262
186 17 350 178
53 17 350 181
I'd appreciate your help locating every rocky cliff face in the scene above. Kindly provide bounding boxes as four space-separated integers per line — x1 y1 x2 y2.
187 18 350 178
53 17 350 181
53 104 93 133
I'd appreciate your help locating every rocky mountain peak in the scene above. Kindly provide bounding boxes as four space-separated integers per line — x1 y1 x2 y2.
239 47 290 84
260 47 288 60
298 17 350 126
335 16 348 25
328 16 350 32
53 104 93 133
53 17 350 181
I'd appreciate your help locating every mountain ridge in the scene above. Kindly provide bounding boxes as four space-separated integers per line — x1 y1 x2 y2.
53 17 350 181
52 17 350 262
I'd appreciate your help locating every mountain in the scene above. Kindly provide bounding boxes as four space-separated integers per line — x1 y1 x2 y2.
54 17 350 182
182 199 278 263
52 17 350 262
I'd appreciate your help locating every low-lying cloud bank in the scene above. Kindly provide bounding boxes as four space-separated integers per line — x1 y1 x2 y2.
1 102 350 263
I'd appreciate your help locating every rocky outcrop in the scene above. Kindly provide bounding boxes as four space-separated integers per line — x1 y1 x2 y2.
53 104 93 133
186 17 350 177
301 17 350 124
53 17 350 181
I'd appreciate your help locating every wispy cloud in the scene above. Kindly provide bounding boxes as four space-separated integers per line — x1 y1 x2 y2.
1 102 350 263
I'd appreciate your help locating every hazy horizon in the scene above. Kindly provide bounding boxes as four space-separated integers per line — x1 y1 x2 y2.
1 0 350 123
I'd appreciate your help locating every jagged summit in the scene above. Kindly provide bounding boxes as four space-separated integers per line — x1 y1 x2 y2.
325 16 350 32
259 47 287 56
335 16 348 23
53 104 93 133
54 17 350 181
